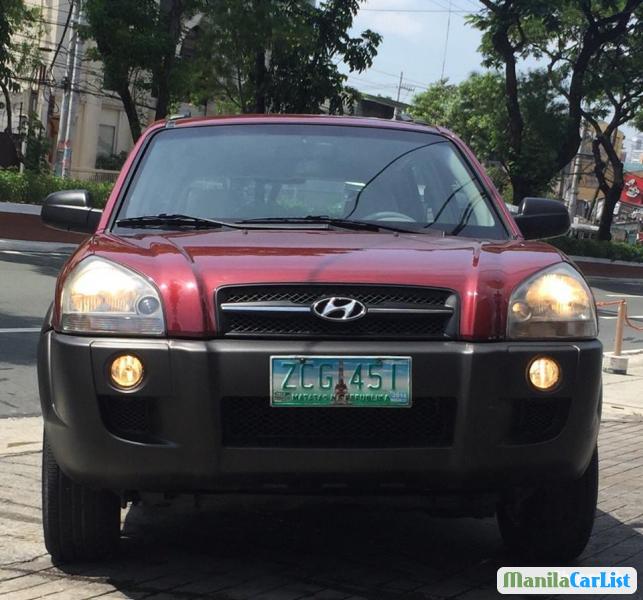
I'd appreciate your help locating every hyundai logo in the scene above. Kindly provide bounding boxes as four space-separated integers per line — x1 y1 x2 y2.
312 297 367 322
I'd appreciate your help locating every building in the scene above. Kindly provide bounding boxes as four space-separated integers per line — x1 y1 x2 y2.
628 133 643 164
1 2 407 184
561 122 626 222
352 94 408 120
1 0 145 182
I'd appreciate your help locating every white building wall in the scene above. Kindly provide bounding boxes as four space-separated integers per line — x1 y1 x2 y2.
3 0 139 178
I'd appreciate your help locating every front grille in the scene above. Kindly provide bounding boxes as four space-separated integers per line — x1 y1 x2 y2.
508 397 570 444
216 285 456 339
222 287 450 306
221 396 457 448
100 396 153 441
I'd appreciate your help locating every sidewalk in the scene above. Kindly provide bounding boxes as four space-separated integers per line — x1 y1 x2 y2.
0 419 641 599
603 353 643 418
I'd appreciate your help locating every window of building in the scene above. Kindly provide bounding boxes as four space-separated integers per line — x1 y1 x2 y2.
97 124 116 158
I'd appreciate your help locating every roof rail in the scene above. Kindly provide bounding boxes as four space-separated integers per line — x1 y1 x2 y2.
165 112 192 128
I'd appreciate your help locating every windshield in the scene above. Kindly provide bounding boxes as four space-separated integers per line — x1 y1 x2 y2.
116 124 507 239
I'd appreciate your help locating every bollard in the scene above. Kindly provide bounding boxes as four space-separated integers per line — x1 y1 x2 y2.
604 300 629 375
614 300 625 356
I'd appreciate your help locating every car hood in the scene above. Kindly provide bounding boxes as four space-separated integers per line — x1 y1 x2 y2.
63 229 567 339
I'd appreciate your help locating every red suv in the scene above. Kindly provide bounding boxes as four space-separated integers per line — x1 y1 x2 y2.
39 115 601 563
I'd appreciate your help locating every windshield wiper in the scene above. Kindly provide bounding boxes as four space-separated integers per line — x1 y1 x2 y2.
116 214 239 229
237 216 419 234
117 214 422 235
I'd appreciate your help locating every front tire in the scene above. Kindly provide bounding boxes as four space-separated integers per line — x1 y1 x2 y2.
42 433 121 562
497 448 598 563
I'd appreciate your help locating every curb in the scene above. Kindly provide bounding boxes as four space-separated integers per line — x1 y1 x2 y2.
0 238 77 254
570 255 643 268
0 201 42 215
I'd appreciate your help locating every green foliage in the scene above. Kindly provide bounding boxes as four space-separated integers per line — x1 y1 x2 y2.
194 0 381 114
633 111 643 133
409 79 457 127
578 7 643 240
82 0 204 140
23 114 50 173
549 236 643 264
0 170 113 208
410 70 566 202
0 0 41 134
467 0 640 206
95 151 128 171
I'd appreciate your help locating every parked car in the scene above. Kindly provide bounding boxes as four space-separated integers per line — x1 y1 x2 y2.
39 115 601 563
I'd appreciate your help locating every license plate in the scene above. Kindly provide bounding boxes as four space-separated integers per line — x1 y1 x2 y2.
270 356 411 407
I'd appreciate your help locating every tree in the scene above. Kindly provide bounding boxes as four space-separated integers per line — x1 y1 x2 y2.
470 0 641 203
579 9 643 239
0 0 37 134
83 0 203 142
410 70 567 202
194 0 381 114
409 79 458 127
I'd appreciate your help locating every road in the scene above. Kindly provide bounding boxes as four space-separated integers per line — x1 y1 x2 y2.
1 241 642 418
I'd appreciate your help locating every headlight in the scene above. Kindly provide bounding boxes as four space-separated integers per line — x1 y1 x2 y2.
60 257 165 335
507 263 597 339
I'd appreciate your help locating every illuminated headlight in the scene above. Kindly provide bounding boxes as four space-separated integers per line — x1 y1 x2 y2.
507 263 597 339
60 257 165 335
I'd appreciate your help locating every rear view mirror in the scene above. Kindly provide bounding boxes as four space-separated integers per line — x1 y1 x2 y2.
41 190 102 234
514 197 570 240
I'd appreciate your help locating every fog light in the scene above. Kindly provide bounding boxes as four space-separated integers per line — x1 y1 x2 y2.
527 357 561 391
110 354 144 389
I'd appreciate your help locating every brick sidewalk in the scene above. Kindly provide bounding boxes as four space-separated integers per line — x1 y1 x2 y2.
0 419 642 599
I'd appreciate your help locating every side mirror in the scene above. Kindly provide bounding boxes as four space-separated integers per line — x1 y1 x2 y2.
41 190 103 234
514 197 570 240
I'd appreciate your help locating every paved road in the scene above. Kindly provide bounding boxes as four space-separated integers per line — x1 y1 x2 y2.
0 242 642 418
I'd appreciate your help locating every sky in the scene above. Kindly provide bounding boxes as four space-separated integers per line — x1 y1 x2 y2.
344 0 482 103
343 0 640 153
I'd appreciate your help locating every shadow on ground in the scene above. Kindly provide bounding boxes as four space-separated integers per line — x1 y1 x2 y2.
52 499 643 599
0 248 69 279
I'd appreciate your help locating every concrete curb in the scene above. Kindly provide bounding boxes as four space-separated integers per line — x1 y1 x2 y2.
570 255 643 268
0 238 77 254
0 201 42 215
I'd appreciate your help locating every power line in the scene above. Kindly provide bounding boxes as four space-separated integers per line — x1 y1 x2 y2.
360 8 470 13
441 0 453 79
49 1 74 74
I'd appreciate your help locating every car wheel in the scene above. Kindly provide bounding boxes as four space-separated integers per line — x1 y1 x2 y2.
497 447 598 563
42 433 121 562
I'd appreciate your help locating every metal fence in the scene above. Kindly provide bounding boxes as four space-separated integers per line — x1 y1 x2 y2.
67 168 120 183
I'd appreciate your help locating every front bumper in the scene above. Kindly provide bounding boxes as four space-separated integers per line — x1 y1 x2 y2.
39 332 602 493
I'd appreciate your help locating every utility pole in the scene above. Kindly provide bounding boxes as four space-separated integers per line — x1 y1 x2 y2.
55 0 82 178
394 72 415 119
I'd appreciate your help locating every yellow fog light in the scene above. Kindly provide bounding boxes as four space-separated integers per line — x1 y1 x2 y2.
527 357 561 391
110 354 144 389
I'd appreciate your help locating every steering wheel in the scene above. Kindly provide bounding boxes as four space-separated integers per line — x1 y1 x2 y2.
362 211 417 223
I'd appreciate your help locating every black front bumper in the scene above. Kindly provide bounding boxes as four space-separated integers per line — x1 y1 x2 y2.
39 332 602 493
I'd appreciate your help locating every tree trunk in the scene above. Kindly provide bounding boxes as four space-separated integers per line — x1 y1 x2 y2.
117 84 142 142
597 183 623 241
510 173 531 206
0 80 12 134
155 0 185 121
252 48 267 113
